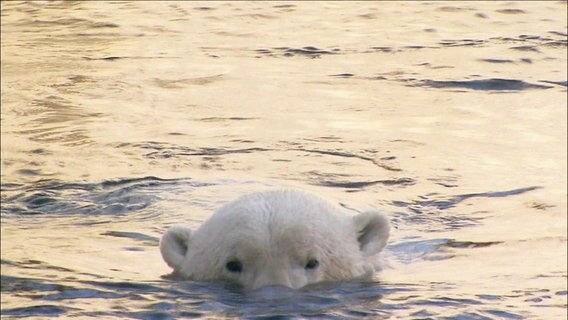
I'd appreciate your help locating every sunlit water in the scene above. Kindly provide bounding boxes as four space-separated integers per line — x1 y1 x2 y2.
1 1 567 319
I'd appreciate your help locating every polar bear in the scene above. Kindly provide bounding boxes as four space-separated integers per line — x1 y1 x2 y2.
160 189 390 291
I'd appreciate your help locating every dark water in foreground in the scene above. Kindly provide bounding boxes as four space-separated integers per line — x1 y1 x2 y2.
2 1 567 319
1 176 564 319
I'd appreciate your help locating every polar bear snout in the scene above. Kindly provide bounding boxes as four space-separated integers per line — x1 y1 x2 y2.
250 270 296 291
246 261 316 291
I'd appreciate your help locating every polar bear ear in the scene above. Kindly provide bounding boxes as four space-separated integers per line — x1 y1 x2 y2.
353 210 391 256
160 226 192 271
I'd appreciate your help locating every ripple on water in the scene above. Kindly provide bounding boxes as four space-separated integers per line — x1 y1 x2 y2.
127 140 271 160
256 46 341 58
0 176 185 217
308 174 415 189
413 78 553 91
393 186 540 211
389 187 540 232
1 305 78 318
332 73 564 93
100 230 160 245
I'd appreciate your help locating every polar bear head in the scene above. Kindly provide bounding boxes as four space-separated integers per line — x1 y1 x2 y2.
160 190 390 291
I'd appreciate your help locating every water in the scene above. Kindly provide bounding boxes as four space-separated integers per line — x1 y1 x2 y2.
1 1 566 318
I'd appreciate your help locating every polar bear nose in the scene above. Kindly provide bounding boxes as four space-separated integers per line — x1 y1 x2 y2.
251 270 294 291
249 284 296 299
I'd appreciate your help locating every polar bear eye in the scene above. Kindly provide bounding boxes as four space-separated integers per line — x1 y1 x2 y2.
225 260 243 273
305 258 319 270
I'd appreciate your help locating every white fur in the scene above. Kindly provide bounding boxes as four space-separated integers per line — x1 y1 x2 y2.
160 189 390 291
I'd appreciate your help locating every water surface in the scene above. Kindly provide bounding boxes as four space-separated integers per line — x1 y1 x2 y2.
1 1 567 319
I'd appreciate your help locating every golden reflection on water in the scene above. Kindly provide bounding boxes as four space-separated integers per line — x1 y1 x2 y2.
1 1 567 318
